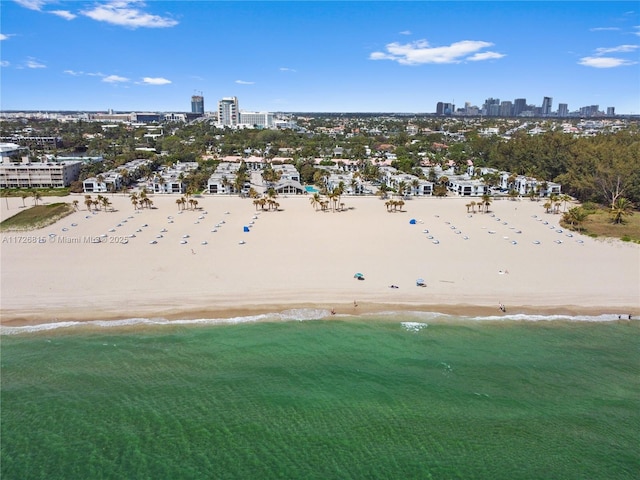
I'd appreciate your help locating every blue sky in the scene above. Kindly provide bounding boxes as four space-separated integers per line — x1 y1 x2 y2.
1 1 639 113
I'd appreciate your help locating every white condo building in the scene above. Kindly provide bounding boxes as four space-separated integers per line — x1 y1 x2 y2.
0 158 82 188
218 97 239 127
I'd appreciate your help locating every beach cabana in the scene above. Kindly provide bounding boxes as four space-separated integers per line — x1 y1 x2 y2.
354 273 365 280
416 278 426 287
409 219 417 224
243 226 250 232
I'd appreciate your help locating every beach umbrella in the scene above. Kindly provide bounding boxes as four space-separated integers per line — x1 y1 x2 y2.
409 219 417 224
243 226 250 232
354 273 364 279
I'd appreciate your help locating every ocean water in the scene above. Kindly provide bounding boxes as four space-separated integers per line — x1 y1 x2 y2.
1 312 639 480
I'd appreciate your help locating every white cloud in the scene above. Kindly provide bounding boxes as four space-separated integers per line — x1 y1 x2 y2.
589 27 620 32
64 70 106 78
50 10 77 20
370 39 503 65
1 61 10 67
141 77 171 85
81 1 178 29
399 30 412 35
235 80 255 85
467 51 506 61
26 58 46 68
578 56 637 68
633 26 640 37
279 67 297 72
595 44 639 54
14 0 47 11
0 34 11 41
579 42 639 68
103 74 129 83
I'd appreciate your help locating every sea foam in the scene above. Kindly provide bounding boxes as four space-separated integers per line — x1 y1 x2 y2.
0 310 630 335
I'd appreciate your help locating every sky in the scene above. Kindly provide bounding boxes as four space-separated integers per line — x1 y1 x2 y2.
1 1 639 114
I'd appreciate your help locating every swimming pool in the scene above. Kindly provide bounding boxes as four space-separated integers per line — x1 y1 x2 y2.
304 185 319 193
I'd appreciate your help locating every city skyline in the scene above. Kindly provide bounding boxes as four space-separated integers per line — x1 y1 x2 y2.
1 1 639 114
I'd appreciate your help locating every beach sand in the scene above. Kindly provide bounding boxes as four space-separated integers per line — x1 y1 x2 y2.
1 193 638 326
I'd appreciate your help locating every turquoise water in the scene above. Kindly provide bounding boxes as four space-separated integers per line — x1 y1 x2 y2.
304 185 319 193
2 312 639 479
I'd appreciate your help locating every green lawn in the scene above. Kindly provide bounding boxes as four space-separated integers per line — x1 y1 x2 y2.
562 207 640 243
0 203 75 231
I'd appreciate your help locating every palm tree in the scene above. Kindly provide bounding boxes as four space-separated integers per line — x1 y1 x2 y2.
253 199 262 211
84 195 93 211
32 191 42 206
309 192 321 211
396 199 405 212
377 183 390 199
560 194 572 212
101 196 111 212
350 178 359 195
72 200 79 211
481 194 491 213
411 179 420 196
610 198 633 224
175 198 182 211
385 200 393 212
20 193 28 208
543 200 552 214
470 200 476 213
466 203 472 213
397 181 408 199
563 206 589 231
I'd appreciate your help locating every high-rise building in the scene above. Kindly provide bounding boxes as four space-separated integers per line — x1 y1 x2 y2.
557 103 569 117
483 98 500 116
607 107 615 116
436 102 454 115
513 98 527 117
191 95 204 114
218 97 239 126
500 101 513 117
542 96 553 116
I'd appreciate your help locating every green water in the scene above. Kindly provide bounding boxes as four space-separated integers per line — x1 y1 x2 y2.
2 318 639 479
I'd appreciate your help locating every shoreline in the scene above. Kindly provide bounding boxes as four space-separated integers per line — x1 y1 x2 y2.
1 302 636 328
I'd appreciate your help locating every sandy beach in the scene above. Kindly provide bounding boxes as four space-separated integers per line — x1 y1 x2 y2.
1 193 638 326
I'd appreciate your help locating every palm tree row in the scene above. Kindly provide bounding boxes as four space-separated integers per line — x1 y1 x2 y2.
84 194 112 212
175 196 199 211
252 188 280 211
385 199 405 212
129 191 153 210
308 185 345 212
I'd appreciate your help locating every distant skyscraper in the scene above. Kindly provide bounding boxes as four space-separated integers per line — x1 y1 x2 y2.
558 103 569 117
607 107 615 116
436 102 453 115
191 95 204 114
542 96 553 116
218 97 239 126
513 98 527 116
483 98 500 116
500 101 513 117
